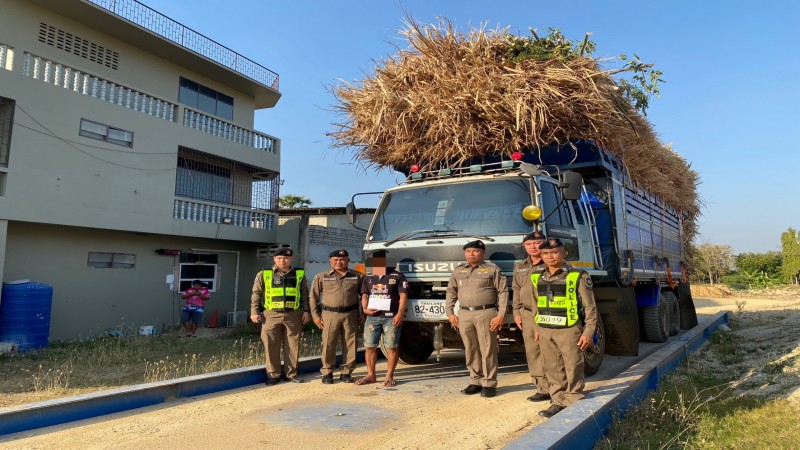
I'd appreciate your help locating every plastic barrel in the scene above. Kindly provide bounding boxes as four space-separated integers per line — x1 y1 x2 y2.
0 280 54 352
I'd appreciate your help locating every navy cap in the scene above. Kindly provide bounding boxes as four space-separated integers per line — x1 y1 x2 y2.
539 238 564 249
329 249 349 258
270 244 293 257
522 231 546 242
370 249 388 257
463 240 486 250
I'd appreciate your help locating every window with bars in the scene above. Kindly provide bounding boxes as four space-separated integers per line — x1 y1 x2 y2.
175 147 279 211
0 96 13 167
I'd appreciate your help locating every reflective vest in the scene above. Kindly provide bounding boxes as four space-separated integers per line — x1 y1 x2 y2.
531 271 581 328
263 269 304 310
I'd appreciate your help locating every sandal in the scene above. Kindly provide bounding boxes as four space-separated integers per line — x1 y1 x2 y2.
383 379 397 387
355 376 377 386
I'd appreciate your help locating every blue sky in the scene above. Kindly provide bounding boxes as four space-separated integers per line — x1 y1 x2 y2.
143 0 800 254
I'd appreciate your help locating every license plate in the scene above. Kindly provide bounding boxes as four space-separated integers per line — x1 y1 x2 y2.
408 299 448 320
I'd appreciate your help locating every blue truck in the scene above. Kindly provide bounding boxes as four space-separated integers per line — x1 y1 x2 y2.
347 140 698 374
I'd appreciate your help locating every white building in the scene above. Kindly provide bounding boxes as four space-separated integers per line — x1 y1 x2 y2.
0 0 282 339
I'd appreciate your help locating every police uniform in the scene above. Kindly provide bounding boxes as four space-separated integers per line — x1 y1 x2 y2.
446 240 508 395
310 249 364 383
533 239 598 413
250 247 310 383
512 231 549 399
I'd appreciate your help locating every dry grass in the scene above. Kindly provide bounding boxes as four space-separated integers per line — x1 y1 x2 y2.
0 325 329 408
329 18 700 244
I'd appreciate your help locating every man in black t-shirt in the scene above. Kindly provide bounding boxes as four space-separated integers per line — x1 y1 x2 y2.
356 250 408 387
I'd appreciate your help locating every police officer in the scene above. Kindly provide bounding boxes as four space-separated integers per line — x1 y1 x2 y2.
446 240 508 398
533 238 598 417
250 245 311 385
310 249 364 384
512 230 551 402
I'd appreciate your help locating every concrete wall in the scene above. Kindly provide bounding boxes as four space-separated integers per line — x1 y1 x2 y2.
4 222 269 340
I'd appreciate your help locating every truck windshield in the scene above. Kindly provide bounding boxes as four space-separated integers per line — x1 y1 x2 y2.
368 178 533 242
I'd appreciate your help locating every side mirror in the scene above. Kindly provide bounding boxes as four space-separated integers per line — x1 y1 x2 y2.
345 202 357 225
561 171 583 201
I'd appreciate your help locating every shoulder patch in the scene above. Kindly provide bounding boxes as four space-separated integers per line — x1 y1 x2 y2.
583 276 593 288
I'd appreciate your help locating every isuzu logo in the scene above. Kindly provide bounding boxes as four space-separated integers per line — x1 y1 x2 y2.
397 261 457 273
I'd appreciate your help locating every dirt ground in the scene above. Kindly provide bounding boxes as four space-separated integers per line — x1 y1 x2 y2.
2 288 799 450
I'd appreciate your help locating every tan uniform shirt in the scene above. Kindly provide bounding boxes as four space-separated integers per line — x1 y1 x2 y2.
535 263 598 338
445 261 509 317
309 269 364 321
249 266 310 316
512 257 546 316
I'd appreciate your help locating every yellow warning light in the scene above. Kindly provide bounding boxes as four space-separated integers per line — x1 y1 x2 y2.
521 205 543 221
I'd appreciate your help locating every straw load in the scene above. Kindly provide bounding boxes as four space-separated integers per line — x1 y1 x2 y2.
329 19 700 247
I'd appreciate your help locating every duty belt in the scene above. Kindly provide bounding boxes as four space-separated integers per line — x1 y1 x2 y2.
322 304 359 313
461 304 497 311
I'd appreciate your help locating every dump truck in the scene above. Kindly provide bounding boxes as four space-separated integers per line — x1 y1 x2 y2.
346 140 698 374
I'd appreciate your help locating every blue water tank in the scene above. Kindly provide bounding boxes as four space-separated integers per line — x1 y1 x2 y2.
0 280 54 352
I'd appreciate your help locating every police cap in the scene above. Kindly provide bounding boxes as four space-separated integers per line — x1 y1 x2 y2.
463 240 486 250
370 249 388 258
270 244 293 257
539 238 564 249
329 249 349 258
522 230 546 242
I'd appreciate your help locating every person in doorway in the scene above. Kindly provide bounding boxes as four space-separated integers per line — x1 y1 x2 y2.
512 230 551 402
357 249 408 387
446 240 508 398
533 238 598 418
181 280 209 337
310 249 364 384
250 245 311 385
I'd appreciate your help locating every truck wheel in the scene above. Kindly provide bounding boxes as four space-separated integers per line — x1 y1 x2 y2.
584 315 606 376
642 293 670 343
396 322 434 365
663 291 680 336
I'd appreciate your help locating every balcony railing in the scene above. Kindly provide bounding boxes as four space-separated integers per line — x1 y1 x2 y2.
86 0 279 90
183 108 277 153
0 44 12 71
174 199 274 230
22 52 176 121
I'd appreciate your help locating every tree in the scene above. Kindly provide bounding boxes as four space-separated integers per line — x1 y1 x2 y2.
279 194 312 209
693 241 734 285
724 251 783 289
781 228 800 284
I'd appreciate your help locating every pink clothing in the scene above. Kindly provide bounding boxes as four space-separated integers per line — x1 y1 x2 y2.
183 287 209 309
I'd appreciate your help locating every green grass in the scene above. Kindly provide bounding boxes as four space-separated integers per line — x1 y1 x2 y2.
0 323 329 407
596 329 800 449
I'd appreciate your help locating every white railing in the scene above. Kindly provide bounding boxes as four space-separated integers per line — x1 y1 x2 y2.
22 52 176 122
183 108 277 153
173 199 274 230
0 44 12 71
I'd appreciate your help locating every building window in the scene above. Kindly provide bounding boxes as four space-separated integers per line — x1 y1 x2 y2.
88 252 135 269
178 253 218 291
175 147 279 210
79 119 133 147
0 96 14 167
178 77 233 121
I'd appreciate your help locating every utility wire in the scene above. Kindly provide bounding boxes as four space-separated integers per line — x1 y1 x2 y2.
14 103 177 172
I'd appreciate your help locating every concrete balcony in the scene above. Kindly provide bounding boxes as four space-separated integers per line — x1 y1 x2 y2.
173 198 275 231
20 52 277 154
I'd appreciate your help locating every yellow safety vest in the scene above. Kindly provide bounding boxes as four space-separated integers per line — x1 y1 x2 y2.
531 271 581 328
263 269 304 310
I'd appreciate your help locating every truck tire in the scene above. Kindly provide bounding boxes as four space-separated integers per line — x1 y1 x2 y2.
395 322 434 365
642 293 670 343
584 315 605 377
663 291 680 336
